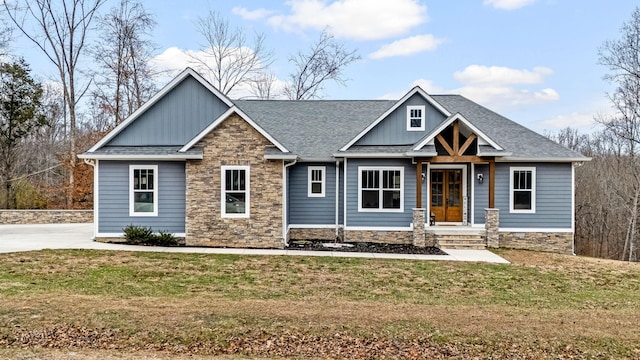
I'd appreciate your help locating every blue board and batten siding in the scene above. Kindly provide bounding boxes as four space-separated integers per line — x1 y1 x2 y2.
98 161 186 233
288 163 343 225
346 158 416 228
354 93 447 146
107 76 230 146
473 163 572 228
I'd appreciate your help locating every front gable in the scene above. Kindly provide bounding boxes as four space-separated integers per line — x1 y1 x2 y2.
341 87 451 151
88 68 234 152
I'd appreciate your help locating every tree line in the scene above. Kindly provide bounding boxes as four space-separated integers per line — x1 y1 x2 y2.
0 0 360 210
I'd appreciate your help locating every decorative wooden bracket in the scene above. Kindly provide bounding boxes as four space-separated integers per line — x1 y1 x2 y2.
436 120 477 157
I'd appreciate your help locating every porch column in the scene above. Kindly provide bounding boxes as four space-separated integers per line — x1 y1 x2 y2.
488 159 495 208
413 208 426 248
485 208 499 248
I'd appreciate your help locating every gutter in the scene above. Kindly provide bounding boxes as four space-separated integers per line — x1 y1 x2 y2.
335 160 341 240
282 159 298 247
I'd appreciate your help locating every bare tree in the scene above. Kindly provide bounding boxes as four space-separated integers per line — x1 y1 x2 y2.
3 0 106 207
249 71 277 100
192 10 273 95
284 30 361 100
92 0 156 127
0 8 12 56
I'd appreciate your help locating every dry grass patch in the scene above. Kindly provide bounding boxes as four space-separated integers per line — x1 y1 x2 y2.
1 249 640 359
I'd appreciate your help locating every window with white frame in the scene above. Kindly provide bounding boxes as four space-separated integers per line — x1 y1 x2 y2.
358 167 404 212
222 165 250 218
130 165 158 216
510 167 536 213
308 166 325 197
406 105 425 131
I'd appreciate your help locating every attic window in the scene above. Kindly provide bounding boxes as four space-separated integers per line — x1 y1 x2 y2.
407 105 425 131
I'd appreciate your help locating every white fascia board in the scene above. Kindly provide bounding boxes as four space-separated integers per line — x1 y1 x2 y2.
87 68 233 153
332 152 408 158
413 113 503 151
264 154 298 160
77 153 203 160
339 86 452 151
180 106 289 153
478 151 513 157
405 151 438 157
496 157 591 162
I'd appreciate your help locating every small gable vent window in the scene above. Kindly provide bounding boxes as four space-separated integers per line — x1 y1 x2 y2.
407 105 426 131
308 166 326 197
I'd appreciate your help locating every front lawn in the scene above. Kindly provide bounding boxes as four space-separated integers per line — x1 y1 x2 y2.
0 249 639 359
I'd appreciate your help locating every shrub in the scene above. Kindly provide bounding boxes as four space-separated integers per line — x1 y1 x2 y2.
122 225 179 246
123 225 153 245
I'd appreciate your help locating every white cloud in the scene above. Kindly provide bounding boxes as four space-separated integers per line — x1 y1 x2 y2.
538 111 598 131
453 85 559 108
369 34 445 59
453 65 553 86
483 0 535 10
149 47 287 99
265 0 428 40
232 7 274 20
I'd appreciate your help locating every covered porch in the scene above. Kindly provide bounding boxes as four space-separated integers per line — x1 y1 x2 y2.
411 119 501 249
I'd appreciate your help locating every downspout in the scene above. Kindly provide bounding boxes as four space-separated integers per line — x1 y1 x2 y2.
335 160 341 241
83 158 97 240
282 159 298 247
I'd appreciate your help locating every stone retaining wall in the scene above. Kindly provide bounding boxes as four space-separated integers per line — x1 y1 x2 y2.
0 210 93 224
499 231 573 254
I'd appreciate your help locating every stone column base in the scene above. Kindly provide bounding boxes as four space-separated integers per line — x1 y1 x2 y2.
485 208 499 248
413 208 426 248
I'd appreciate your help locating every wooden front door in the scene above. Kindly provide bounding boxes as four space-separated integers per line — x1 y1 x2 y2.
430 169 463 222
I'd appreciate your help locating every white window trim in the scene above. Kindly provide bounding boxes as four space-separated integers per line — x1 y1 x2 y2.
308 166 326 197
129 165 158 217
406 105 426 131
509 166 536 214
221 165 250 218
357 166 404 213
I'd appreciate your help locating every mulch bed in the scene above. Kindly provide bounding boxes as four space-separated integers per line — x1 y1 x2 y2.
287 239 447 255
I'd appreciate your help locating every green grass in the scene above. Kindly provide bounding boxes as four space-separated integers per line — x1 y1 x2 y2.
0 249 639 359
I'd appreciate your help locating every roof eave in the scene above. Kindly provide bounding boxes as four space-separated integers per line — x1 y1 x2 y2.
496 156 592 162
77 153 204 160
264 154 298 160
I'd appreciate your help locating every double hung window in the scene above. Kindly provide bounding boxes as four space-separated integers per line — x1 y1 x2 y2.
130 165 158 216
222 166 250 218
510 167 536 213
358 167 404 212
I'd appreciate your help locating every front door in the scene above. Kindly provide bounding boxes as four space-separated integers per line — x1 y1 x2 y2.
430 169 463 223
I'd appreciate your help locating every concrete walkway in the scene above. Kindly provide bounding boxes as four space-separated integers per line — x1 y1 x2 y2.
0 223 510 264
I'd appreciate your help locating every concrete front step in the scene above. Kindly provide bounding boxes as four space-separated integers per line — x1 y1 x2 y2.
437 235 486 250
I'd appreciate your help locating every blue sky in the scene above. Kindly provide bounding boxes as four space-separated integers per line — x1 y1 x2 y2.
9 0 640 133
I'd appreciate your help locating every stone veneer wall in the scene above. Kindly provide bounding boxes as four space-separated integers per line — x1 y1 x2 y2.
0 210 93 224
343 230 412 244
185 114 283 249
499 232 573 254
288 227 338 241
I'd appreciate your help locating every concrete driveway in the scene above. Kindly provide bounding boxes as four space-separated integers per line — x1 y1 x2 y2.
0 223 509 263
0 223 113 253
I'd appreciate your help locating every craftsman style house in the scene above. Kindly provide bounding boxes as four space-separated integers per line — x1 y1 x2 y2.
79 68 589 254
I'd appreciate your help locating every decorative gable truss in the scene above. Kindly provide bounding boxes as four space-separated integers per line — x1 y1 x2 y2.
411 113 510 159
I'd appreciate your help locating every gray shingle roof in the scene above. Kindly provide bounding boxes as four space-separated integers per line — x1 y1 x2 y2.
236 95 588 161
431 95 587 160
235 100 395 160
